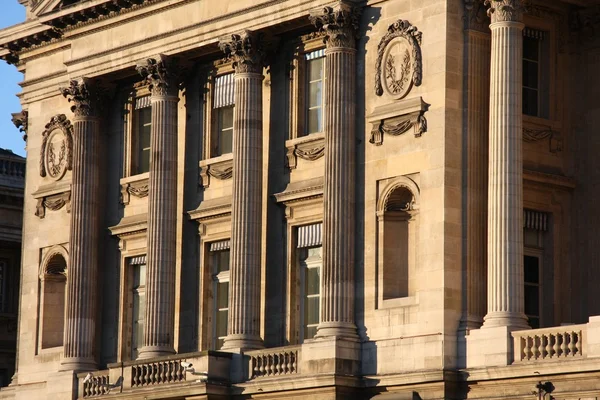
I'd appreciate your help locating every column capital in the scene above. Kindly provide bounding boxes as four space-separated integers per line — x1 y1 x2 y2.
484 0 528 24
60 78 103 118
218 30 265 74
136 54 181 97
309 2 361 49
11 110 28 143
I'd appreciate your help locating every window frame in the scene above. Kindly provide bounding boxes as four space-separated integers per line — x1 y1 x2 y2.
203 62 236 161
130 258 147 360
524 248 543 329
123 85 152 178
211 248 230 350
298 246 322 342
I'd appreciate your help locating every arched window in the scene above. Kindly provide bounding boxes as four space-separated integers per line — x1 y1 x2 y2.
39 248 68 349
377 178 419 307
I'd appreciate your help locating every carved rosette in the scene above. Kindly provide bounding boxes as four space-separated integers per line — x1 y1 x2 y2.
39 114 73 180
309 2 361 49
136 55 180 96
11 110 28 143
484 0 528 23
218 30 265 74
375 20 422 99
60 78 99 118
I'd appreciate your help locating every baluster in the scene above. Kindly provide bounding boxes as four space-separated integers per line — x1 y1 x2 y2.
568 332 576 356
285 352 291 374
277 353 282 375
546 334 553 358
519 337 526 361
554 333 561 358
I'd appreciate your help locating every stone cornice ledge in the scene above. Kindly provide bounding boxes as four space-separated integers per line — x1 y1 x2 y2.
108 213 148 237
188 196 232 221
523 169 575 190
273 177 324 204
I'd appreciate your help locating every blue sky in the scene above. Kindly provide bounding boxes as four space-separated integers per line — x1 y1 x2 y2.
0 2 26 157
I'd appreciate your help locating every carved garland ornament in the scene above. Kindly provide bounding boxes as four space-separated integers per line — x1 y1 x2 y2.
375 20 422 99
40 114 73 180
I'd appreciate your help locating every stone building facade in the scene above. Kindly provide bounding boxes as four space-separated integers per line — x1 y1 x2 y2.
0 0 599 398
0 148 24 388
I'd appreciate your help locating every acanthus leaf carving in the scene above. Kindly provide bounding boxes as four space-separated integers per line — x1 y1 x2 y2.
218 30 266 74
11 110 28 143
309 2 361 49
464 0 490 32
484 0 529 23
39 114 73 180
60 78 100 117
375 19 422 99
136 54 181 97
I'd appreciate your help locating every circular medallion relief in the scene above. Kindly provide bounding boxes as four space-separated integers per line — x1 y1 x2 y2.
381 37 414 100
44 129 68 180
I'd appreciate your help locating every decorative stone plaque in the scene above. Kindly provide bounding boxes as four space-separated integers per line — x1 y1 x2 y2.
375 20 423 100
40 114 73 180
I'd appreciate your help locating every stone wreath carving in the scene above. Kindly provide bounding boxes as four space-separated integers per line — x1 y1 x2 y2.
375 20 422 99
40 114 73 180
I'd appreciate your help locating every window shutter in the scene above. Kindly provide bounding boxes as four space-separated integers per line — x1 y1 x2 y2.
297 223 323 248
213 74 235 108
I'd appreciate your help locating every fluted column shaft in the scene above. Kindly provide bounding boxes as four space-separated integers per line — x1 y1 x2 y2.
136 56 178 358
62 114 101 371
465 30 491 329
224 72 264 349
483 7 529 329
219 31 265 350
309 3 359 337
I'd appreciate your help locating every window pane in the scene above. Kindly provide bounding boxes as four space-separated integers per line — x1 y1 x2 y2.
523 61 539 89
308 108 322 134
305 325 317 340
305 296 320 326
219 129 233 155
523 88 538 117
216 309 228 341
309 81 323 108
523 37 539 61
219 106 234 130
133 263 146 288
217 282 229 309
524 256 540 284
216 250 230 273
306 267 320 296
524 229 539 248
308 58 323 82
524 286 539 316
217 106 234 156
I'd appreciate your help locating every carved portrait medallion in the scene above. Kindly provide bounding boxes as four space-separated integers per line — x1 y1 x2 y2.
40 114 73 180
375 20 423 100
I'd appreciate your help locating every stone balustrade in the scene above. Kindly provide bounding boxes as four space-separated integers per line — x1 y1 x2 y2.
512 324 586 362
81 370 110 398
130 358 186 388
246 346 301 379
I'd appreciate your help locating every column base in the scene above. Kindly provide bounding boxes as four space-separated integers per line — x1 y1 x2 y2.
222 334 263 351
315 321 359 340
482 311 530 330
137 345 176 360
60 357 97 372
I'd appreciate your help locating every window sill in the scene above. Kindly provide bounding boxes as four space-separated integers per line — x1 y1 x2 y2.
378 295 419 310
285 132 325 170
199 153 233 188
120 173 149 205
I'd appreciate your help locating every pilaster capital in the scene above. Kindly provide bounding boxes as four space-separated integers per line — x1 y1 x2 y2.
60 78 102 118
309 1 361 49
136 54 181 97
484 0 529 24
11 110 28 143
218 30 265 74
465 0 491 31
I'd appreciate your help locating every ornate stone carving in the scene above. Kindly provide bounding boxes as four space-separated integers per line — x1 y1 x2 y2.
523 127 563 153
368 97 429 146
309 2 361 49
375 20 422 99
40 114 73 180
464 0 490 31
11 110 28 143
218 30 265 74
484 0 528 23
120 179 149 205
199 158 234 188
136 54 180 96
285 134 326 170
60 78 100 117
35 191 71 219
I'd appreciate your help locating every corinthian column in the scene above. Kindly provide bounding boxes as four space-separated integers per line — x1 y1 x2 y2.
310 2 360 339
482 0 529 330
219 31 264 350
136 55 179 358
60 79 102 371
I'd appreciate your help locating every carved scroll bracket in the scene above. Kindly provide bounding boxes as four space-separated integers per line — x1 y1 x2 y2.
199 154 234 188
32 183 71 219
120 175 149 205
367 97 429 146
285 132 325 170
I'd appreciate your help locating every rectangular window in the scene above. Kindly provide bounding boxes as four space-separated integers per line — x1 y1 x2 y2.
212 74 235 157
524 254 541 329
523 209 548 329
297 223 323 342
133 97 151 174
305 50 325 136
130 256 146 359
522 28 549 118
211 242 230 350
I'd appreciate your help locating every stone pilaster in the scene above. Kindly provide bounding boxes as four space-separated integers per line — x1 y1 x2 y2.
136 55 179 358
463 0 491 330
60 79 102 371
219 31 265 350
483 0 529 330
310 2 360 339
